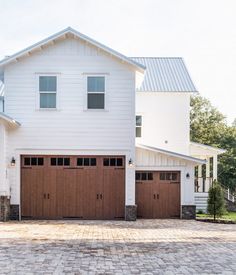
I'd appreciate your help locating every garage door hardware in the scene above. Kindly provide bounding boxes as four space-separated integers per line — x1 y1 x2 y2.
43 193 50 199
96 194 103 200
153 194 159 199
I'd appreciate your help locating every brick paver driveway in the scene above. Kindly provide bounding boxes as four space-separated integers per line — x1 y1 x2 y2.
0 220 235 274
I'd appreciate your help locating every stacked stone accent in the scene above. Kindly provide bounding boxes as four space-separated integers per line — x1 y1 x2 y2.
10 205 20 220
0 196 10 221
125 205 137 221
181 205 196 219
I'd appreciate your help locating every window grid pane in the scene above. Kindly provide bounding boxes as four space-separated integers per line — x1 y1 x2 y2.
87 94 104 109
87 77 105 92
136 116 142 126
39 76 57 91
40 93 56 108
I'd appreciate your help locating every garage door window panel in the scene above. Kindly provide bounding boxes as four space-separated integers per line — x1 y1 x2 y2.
23 157 44 167
77 158 97 167
50 158 70 166
103 157 124 167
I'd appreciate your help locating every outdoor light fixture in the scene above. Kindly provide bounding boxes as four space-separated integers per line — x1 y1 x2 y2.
128 158 134 167
186 172 190 179
11 157 16 166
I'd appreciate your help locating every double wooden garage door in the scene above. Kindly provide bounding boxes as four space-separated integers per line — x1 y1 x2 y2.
21 155 125 219
136 171 180 218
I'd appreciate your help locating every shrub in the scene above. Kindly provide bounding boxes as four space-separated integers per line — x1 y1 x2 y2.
207 180 226 220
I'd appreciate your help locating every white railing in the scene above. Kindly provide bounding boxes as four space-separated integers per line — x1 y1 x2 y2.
221 184 236 203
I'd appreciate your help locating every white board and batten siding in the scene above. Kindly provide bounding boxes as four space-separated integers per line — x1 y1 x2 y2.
4 38 136 205
136 147 195 206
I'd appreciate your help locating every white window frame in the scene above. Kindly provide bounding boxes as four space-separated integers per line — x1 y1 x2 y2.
83 74 108 111
36 73 59 110
136 115 142 138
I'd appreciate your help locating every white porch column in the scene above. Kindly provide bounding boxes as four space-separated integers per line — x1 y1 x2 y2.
0 124 7 195
213 154 218 181
205 157 211 192
198 165 203 192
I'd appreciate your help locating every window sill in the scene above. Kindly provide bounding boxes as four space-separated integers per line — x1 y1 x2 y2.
83 109 109 112
36 108 59 111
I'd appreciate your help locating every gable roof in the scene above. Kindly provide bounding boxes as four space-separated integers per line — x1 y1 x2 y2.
137 144 206 164
0 27 145 73
131 57 197 92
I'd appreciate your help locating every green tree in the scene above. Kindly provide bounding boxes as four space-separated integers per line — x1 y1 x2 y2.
207 181 226 220
190 95 236 191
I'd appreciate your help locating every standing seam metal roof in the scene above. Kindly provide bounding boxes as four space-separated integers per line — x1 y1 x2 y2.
131 57 197 92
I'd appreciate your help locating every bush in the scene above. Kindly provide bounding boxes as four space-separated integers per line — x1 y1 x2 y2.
207 180 226 219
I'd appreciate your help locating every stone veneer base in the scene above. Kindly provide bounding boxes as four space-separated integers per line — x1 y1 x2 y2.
0 196 10 221
10 205 20 220
125 205 137 221
181 205 196 219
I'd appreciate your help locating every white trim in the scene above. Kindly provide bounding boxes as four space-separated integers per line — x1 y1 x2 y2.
137 144 206 164
190 142 226 154
0 27 145 73
84 74 108 111
36 74 60 110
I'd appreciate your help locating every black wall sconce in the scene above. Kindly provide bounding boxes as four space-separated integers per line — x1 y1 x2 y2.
128 158 134 167
186 172 190 179
11 157 16 166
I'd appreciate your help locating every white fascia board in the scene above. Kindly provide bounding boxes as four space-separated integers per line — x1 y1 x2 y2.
0 27 146 73
137 144 206 164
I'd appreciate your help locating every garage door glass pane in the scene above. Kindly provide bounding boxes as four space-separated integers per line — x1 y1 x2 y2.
87 94 104 109
117 158 123 166
77 158 83 166
38 158 44 166
31 158 37 166
84 158 89 166
141 173 147 180
91 158 96 166
40 93 56 108
24 158 31 166
103 158 109 166
51 158 56 166
58 158 63 166
148 173 153 180
64 158 70 166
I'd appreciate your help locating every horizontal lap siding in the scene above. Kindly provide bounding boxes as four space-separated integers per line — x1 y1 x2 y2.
4 38 135 151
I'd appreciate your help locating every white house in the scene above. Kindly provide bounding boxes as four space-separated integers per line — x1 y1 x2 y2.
0 27 224 221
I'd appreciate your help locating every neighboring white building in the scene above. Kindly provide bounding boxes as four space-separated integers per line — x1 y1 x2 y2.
0 27 224 221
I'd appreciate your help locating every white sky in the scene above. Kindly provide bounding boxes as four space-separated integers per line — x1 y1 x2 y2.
0 0 235 124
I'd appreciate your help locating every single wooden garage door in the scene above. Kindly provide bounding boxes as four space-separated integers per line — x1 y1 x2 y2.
136 171 180 218
21 155 125 219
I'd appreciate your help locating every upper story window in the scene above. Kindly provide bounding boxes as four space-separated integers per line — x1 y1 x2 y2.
39 76 57 108
87 76 105 109
136 115 142 137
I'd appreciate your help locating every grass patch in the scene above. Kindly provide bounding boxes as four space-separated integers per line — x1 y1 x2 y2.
197 211 236 222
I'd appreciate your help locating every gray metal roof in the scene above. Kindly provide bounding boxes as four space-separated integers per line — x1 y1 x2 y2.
131 57 197 92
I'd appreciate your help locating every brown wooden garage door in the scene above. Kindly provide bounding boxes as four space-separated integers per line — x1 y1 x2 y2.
21 155 125 219
136 171 180 218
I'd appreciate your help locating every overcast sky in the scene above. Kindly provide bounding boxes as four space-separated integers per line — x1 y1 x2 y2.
0 0 235 123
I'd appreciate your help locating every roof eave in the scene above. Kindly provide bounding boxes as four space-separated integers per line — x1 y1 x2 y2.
0 27 145 73
190 142 226 154
0 112 21 128
137 144 206 164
